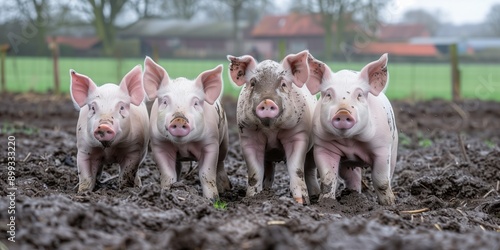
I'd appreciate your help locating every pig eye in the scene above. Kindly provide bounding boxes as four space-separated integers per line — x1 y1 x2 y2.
357 93 363 100
120 106 125 111
281 82 287 88
249 79 256 87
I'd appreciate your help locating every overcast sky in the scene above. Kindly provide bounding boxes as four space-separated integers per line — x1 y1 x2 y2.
388 0 499 25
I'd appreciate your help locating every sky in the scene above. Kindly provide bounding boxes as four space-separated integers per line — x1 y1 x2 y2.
388 0 500 25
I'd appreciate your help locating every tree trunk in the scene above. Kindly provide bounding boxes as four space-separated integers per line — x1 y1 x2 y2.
232 3 243 55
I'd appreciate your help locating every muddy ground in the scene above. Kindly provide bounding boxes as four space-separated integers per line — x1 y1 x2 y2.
1 93 499 250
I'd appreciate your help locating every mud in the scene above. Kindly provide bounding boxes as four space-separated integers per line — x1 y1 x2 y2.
1 93 499 249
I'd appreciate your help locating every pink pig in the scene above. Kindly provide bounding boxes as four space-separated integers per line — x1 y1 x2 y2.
306 53 398 205
143 57 230 201
227 50 317 204
70 65 149 193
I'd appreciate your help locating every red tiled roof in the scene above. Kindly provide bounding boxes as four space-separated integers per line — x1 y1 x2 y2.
252 13 332 37
358 43 438 57
378 24 430 42
46 36 100 50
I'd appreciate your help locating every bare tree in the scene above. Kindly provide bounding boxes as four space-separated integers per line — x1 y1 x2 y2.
212 0 271 55
14 0 50 55
81 0 129 56
290 0 390 60
401 9 442 35
127 0 164 18
127 0 201 20
168 0 201 19
306 0 357 60
486 3 500 36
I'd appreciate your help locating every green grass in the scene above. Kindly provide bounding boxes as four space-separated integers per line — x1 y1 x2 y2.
3 56 500 100
0 122 38 135
213 199 228 210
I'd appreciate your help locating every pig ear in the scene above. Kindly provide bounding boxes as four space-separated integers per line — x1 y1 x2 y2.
143 56 170 100
282 50 309 87
119 65 145 106
306 53 332 95
359 53 389 96
70 69 98 109
195 64 223 105
227 55 257 86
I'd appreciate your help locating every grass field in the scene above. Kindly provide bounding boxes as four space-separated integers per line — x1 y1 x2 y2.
3 57 500 100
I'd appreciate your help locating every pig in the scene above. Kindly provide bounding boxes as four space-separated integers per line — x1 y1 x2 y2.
306 53 398 205
70 65 149 193
143 57 230 201
227 50 317 204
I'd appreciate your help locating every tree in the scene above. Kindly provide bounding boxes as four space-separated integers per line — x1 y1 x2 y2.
486 3 500 36
168 0 201 19
83 0 129 56
299 0 356 60
14 0 50 55
128 0 201 20
401 9 442 35
289 0 389 60
213 0 272 55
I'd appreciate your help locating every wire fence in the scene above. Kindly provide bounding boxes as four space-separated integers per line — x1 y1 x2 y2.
2 56 500 101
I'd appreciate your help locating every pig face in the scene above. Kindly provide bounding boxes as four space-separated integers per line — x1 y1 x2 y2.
70 66 145 148
143 57 223 143
307 53 389 138
227 51 310 129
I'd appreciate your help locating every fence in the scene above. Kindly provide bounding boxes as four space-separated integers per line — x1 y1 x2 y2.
1 55 500 101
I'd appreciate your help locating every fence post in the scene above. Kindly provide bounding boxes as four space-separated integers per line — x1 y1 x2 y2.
450 43 461 101
49 38 60 95
278 40 286 61
0 44 10 93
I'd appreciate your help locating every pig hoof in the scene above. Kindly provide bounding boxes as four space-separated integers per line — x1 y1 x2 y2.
77 180 95 193
134 175 142 187
217 183 231 194
77 188 92 194
378 195 395 206
294 197 305 204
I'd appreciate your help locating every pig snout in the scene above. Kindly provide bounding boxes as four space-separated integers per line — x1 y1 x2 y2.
168 114 191 137
256 99 279 119
94 123 116 143
332 109 356 130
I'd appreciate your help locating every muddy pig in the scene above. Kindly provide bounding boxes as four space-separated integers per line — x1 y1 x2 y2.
70 65 149 193
306 53 398 205
227 50 317 204
143 57 230 201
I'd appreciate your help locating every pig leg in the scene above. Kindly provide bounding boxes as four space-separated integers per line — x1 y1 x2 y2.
372 149 395 205
339 167 362 192
153 145 178 190
216 160 231 194
314 146 341 201
216 133 231 193
175 161 183 181
119 151 144 189
283 138 310 204
198 143 220 200
304 150 320 197
240 135 266 197
262 160 274 190
76 150 103 193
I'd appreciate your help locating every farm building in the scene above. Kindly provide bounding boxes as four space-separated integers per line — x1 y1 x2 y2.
118 18 254 58
251 13 359 59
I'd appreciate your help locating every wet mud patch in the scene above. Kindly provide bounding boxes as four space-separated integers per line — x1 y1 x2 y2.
1 94 500 249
